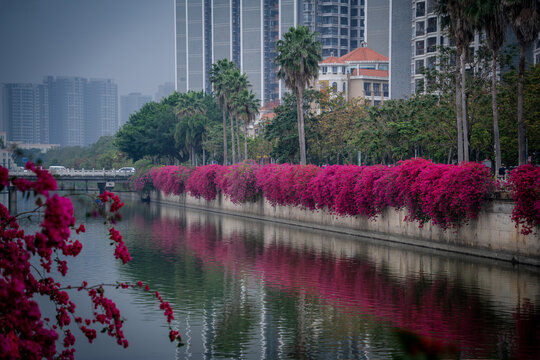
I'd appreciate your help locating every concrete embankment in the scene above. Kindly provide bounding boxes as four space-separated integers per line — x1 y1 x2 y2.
144 191 540 267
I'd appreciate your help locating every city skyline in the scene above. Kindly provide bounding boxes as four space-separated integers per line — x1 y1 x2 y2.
0 0 175 97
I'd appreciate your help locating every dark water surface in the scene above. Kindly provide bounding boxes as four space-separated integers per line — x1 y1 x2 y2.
9 194 540 359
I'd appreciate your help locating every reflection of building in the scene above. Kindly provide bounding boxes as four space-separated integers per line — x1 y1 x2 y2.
120 92 152 127
317 46 389 105
155 82 175 101
174 0 367 105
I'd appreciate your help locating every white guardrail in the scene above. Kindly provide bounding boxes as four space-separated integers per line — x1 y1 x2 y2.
9 168 134 178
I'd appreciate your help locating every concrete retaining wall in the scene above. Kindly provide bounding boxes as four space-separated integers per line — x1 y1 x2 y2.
148 191 540 266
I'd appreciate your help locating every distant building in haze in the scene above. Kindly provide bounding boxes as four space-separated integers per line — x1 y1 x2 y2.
0 84 7 133
44 76 87 147
155 82 175 101
85 79 118 145
120 92 152 126
44 76 118 147
3 83 49 144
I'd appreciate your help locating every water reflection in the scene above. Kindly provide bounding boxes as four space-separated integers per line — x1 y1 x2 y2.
117 201 540 359
5 191 539 359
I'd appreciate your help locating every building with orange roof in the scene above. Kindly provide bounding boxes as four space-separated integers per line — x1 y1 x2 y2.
317 45 389 105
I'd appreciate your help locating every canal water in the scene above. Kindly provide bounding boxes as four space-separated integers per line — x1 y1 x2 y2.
8 195 540 359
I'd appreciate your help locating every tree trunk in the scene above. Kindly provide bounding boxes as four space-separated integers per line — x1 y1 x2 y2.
491 50 501 172
222 107 228 165
244 121 248 161
236 115 241 161
456 46 464 163
517 45 526 165
461 50 469 162
297 87 307 165
230 111 236 164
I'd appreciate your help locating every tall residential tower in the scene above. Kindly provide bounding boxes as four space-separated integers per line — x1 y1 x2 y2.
175 0 367 104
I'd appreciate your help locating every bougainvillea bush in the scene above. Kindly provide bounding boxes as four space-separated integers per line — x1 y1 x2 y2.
138 160 540 233
218 162 261 204
186 164 223 201
508 164 540 235
0 163 182 359
150 166 192 196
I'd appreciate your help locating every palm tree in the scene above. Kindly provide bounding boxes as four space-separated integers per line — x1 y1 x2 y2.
224 69 248 164
469 0 506 171
504 0 540 165
235 89 260 160
438 0 475 163
209 59 237 165
174 91 207 165
275 26 322 165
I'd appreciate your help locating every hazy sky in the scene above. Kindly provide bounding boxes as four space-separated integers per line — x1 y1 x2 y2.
0 0 175 97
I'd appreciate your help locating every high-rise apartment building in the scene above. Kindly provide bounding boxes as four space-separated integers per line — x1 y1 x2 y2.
44 76 118 147
364 0 411 99
175 0 366 105
85 79 118 146
120 92 152 127
0 84 7 134
45 76 87 147
4 83 49 144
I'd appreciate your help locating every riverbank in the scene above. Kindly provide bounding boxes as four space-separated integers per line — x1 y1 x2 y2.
138 190 540 267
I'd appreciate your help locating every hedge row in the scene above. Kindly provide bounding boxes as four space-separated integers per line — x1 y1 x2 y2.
131 159 539 233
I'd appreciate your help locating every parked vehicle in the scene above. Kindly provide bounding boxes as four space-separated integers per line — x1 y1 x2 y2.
48 165 66 174
117 167 135 174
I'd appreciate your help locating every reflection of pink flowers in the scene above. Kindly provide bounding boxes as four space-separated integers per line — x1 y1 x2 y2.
177 219 539 358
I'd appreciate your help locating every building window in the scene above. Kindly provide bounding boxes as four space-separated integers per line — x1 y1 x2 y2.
416 40 425 55
373 83 380 96
364 82 371 96
351 8 358 16
383 83 389 97
351 40 357 48
415 59 424 74
416 21 425 36
374 100 380 106
341 27 348 35
427 17 437 33
341 17 348 25
415 78 425 94
351 19 358 26
322 66 328 74
427 56 436 70
427 37 437 53
351 29 357 37
341 39 348 47
341 6 348 14
416 1 425 17
332 82 338 90
341 66 346 74
332 66 338 74
342 82 346 92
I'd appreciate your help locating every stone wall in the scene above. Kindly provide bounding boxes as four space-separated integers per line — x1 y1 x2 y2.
148 191 540 266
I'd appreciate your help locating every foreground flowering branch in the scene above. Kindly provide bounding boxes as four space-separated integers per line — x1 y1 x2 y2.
0 163 182 360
